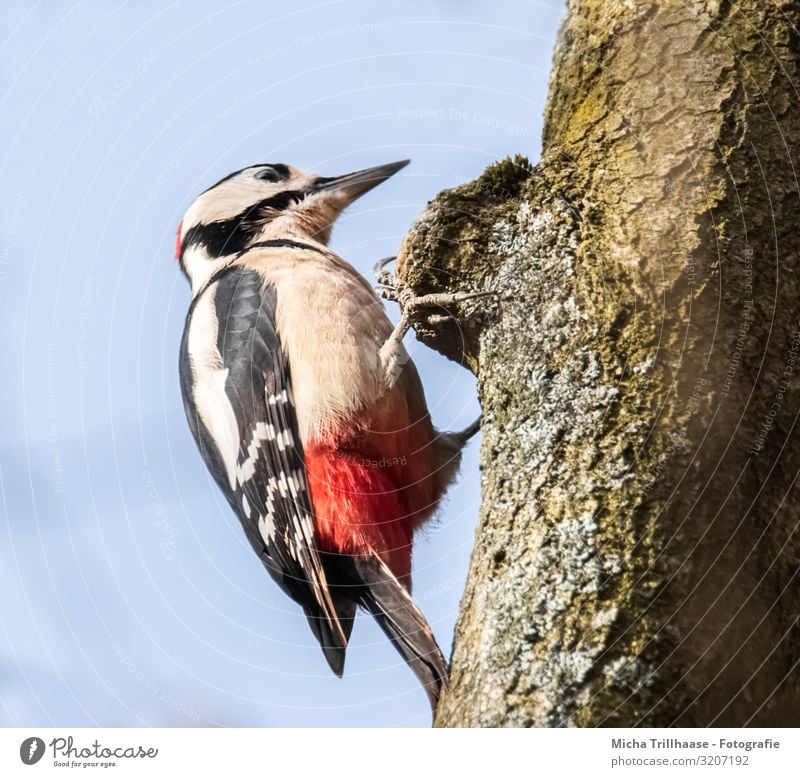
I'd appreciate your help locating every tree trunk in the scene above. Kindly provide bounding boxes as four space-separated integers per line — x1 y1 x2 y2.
397 0 800 727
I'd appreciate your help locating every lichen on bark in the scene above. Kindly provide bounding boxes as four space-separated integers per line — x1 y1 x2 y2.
397 0 800 727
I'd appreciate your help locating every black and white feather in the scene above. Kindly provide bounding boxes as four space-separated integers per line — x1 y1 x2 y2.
179 265 350 671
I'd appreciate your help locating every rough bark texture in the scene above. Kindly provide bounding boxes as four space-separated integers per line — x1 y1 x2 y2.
397 0 800 726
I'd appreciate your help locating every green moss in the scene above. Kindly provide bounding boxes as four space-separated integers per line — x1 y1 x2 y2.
474 154 534 197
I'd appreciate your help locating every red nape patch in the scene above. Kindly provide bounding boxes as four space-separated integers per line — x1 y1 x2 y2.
306 446 414 588
175 223 183 261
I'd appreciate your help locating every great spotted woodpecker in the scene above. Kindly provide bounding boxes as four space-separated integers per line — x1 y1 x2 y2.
176 160 479 710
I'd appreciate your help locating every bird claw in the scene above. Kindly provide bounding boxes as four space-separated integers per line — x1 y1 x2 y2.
375 258 495 388
375 255 494 324
403 290 494 319
376 286 399 302
373 256 400 297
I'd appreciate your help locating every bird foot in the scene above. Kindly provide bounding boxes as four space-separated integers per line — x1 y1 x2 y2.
374 255 401 301
374 256 492 324
375 257 493 387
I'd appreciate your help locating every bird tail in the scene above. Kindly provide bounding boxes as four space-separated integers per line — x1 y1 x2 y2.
303 594 356 678
456 414 482 443
350 552 449 711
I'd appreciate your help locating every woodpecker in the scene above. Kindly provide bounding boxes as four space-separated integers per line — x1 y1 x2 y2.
176 159 479 710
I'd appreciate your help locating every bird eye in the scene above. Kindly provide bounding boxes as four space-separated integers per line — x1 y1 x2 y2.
255 164 290 183
256 167 280 182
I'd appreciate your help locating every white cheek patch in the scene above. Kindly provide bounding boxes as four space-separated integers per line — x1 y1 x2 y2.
187 174 293 225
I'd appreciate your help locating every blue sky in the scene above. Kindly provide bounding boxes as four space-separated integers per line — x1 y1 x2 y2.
0 0 564 727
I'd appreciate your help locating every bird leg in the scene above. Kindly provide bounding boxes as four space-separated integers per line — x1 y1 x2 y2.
374 256 493 387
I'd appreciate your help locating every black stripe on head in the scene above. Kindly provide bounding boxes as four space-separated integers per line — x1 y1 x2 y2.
257 189 306 212
181 190 308 259
181 214 260 259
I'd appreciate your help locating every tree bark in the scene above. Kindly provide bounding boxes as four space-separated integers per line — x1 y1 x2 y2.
397 0 800 727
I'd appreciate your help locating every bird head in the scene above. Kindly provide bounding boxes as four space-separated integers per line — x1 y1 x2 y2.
176 159 409 290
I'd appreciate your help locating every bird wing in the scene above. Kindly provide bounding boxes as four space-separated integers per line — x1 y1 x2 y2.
179 265 348 665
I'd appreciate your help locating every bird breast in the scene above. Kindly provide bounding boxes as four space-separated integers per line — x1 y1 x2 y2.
242 250 404 444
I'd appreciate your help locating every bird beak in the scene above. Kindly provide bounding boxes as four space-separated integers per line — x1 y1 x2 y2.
314 159 410 202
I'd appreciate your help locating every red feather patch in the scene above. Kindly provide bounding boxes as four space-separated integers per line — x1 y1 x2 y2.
306 446 414 586
305 399 442 591
175 222 183 261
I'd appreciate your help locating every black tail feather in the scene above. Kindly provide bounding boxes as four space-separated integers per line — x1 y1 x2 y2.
457 414 482 443
304 596 356 678
351 553 449 711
